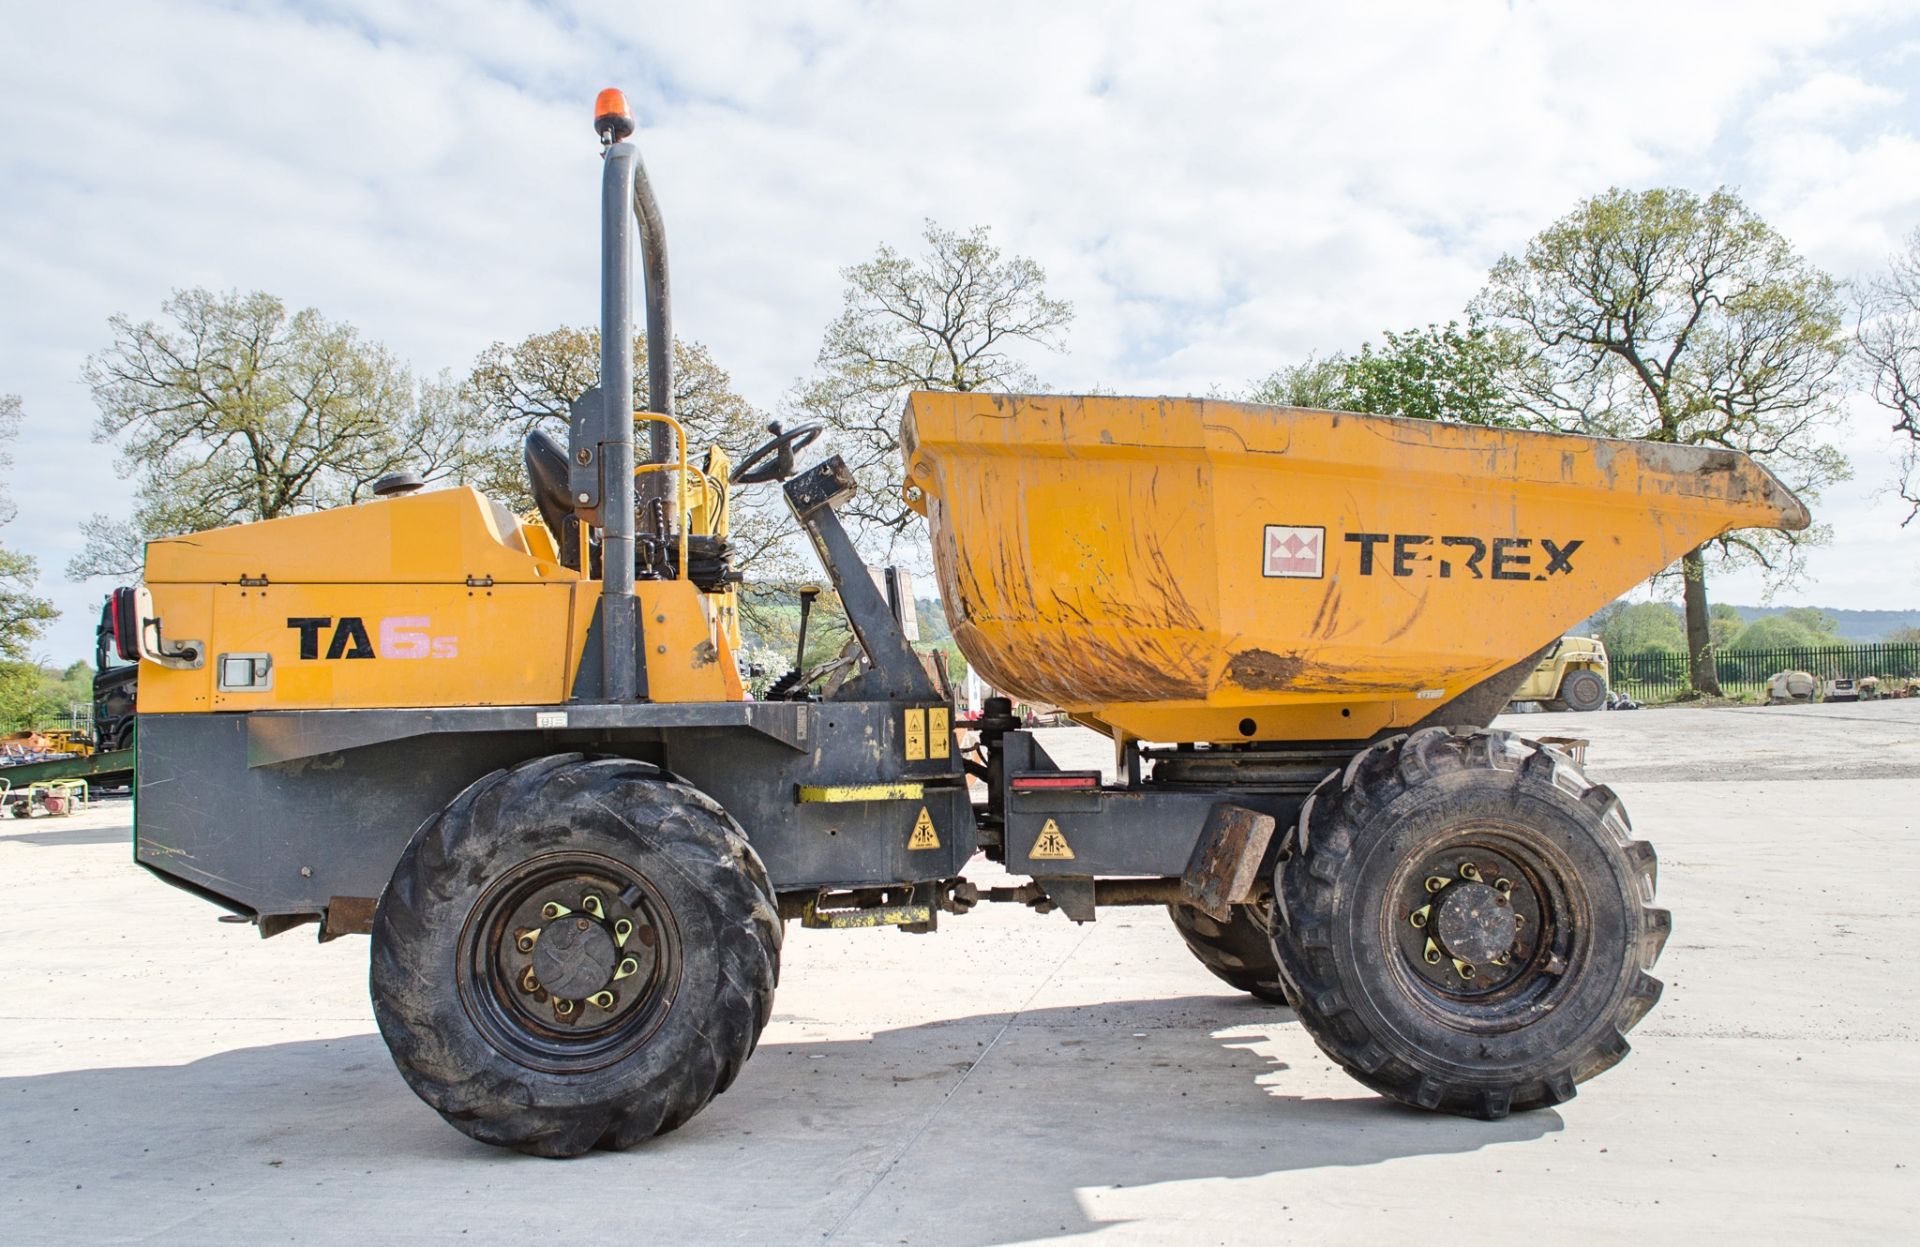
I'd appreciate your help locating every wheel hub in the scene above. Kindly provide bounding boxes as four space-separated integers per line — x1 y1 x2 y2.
462 864 672 1066
1401 851 1545 994
532 915 617 999
1432 881 1516 965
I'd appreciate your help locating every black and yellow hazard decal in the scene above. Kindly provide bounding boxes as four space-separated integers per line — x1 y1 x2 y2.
928 706 950 759
903 708 927 761
1029 818 1074 860
908 806 940 851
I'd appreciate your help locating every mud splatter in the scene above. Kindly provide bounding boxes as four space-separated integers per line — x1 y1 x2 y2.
1225 648 1305 690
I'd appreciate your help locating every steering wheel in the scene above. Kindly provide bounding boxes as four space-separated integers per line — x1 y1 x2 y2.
731 421 824 485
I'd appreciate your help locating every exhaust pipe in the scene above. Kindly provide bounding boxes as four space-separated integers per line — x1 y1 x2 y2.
595 88 678 701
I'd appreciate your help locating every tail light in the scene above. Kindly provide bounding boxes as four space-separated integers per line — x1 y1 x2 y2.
109 587 140 663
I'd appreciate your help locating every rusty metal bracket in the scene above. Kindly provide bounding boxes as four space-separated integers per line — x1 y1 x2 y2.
1180 803 1276 922
320 895 378 941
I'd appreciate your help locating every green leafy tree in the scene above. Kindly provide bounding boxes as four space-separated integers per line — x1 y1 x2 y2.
1476 187 1850 696
1593 601 1687 655
0 661 98 732
1709 602 1745 649
1345 321 1527 425
1857 227 1920 525
1727 614 1831 652
0 395 56 661
1249 321 1524 426
73 289 487 580
738 584 854 674
0 662 37 729
1248 353 1355 409
793 221 1072 544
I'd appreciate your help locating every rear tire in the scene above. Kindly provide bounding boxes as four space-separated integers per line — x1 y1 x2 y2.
1271 727 1667 1120
1167 901 1291 1004
1558 669 1606 712
370 754 780 1157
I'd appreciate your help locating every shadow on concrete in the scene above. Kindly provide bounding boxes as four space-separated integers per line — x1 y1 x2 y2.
1 996 1560 1244
0 818 132 845
0 822 131 847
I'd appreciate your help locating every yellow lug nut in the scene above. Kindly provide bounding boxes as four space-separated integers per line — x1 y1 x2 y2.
1452 958 1476 980
587 990 615 1010
1423 938 1443 965
613 918 634 947
1459 863 1483 883
1408 904 1431 929
1424 876 1451 894
541 902 572 921
613 956 639 981
582 895 605 920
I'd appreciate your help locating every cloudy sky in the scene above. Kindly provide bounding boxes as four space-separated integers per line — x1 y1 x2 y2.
3 0 1919 661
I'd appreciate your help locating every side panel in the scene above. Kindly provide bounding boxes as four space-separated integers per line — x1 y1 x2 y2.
135 701 977 920
135 714 543 916
666 701 974 889
141 584 579 712
633 580 739 704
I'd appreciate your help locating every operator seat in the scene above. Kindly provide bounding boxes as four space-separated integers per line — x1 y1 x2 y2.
523 429 591 571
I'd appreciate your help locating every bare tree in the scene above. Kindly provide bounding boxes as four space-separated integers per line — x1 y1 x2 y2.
73 289 484 580
1857 227 1920 526
460 326 798 586
793 222 1072 543
1476 187 1850 696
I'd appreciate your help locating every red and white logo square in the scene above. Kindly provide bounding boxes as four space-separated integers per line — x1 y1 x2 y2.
1263 525 1325 578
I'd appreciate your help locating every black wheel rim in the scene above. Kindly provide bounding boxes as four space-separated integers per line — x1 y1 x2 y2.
456 850 682 1074
1385 823 1586 1032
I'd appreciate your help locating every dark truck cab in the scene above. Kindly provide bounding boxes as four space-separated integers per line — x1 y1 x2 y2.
93 594 137 752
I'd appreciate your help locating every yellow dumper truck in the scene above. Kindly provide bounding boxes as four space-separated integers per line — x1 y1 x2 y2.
116 90 1810 1155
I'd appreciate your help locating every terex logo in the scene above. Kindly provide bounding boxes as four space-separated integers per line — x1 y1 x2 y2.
1343 533 1583 581
287 616 460 660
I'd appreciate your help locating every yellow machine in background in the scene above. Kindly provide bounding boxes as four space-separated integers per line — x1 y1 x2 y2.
1510 636 1611 711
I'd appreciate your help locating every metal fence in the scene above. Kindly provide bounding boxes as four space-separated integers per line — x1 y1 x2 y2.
1610 643 1920 702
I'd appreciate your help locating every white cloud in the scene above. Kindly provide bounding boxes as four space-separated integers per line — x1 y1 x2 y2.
2 0 1919 659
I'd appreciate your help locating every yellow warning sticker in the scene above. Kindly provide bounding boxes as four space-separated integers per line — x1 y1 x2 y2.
928 706 950 759
1029 818 1075 861
903 708 927 761
908 806 941 851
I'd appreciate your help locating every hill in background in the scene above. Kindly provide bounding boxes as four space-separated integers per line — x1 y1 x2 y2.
1722 606 1920 643
1571 600 1920 656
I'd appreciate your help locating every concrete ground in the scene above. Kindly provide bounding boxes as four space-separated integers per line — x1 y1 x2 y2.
2 701 1916 1244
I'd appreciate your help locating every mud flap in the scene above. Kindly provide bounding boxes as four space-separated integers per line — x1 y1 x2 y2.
1181 803 1277 921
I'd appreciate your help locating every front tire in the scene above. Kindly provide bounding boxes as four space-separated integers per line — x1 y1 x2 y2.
370 754 780 1156
1271 727 1667 1120
1558 669 1607 712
